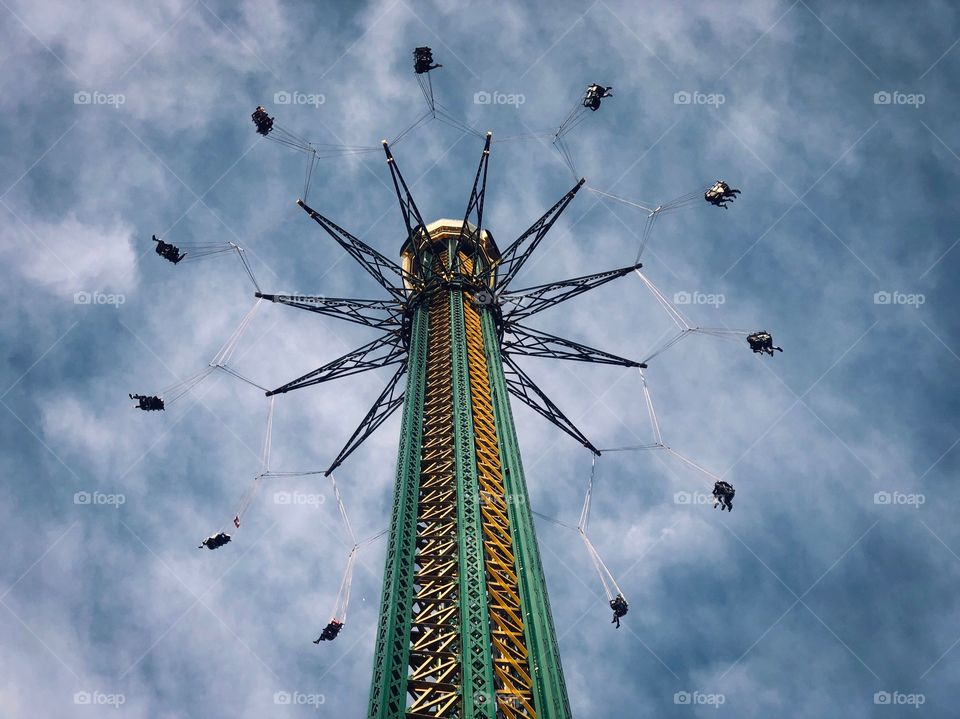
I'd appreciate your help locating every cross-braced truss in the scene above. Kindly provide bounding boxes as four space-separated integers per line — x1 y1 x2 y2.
500 263 640 321
265 139 640 467
256 292 403 331
266 332 406 396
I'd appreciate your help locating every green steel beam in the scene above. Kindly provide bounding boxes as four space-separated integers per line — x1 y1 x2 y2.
449 288 497 718
368 307 429 719
480 308 572 718
370 247 573 717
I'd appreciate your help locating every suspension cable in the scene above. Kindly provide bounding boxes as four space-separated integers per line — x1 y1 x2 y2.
331 547 357 622
531 510 578 532
638 367 663 446
327 473 357 546
553 136 579 181
664 446 723 482
158 367 215 405
578 454 597 532
576 456 624 602
231 397 275 528
215 365 269 392
155 298 262 407
633 270 691 331
210 298 263 368
232 245 261 294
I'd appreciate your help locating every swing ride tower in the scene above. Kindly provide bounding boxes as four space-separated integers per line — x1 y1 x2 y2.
259 135 645 717
363 131 647 717
368 219 569 718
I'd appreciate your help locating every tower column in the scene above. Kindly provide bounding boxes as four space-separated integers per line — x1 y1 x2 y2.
368 306 429 719
368 222 572 718
481 308 571 718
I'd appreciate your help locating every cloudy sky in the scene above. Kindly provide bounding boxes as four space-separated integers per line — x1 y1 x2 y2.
2 0 959 716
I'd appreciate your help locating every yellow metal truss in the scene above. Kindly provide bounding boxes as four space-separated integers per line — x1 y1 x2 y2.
405 245 536 718
463 289 537 718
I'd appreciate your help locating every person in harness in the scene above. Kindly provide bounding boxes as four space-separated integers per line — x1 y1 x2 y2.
313 618 344 643
130 394 164 411
712 480 735 512
413 46 441 74
704 180 741 208
251 105 274 136
583 84 613 111
199 532 232 550
152 235 186 264
610 594 629 628
746 330 782 356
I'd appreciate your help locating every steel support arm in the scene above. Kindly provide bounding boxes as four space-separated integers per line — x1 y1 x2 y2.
298 199 409 300
452 132 492 272
501 263 641 321
383 141 430 255
502 355 600 455
502 323 644 368
256 292 402 330
324 365 407 475
266 332 406 396
489 178 585 290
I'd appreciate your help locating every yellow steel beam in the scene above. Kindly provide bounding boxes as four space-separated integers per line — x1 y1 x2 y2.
463 289 537 718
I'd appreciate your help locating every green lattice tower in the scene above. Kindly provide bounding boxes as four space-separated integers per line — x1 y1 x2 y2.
367 219 572 719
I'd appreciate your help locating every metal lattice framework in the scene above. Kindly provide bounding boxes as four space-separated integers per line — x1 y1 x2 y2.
257 137 645 717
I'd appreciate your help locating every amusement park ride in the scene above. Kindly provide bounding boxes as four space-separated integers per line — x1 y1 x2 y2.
132 47 779 718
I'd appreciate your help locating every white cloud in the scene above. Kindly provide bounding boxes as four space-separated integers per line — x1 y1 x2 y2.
4 211 138 298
